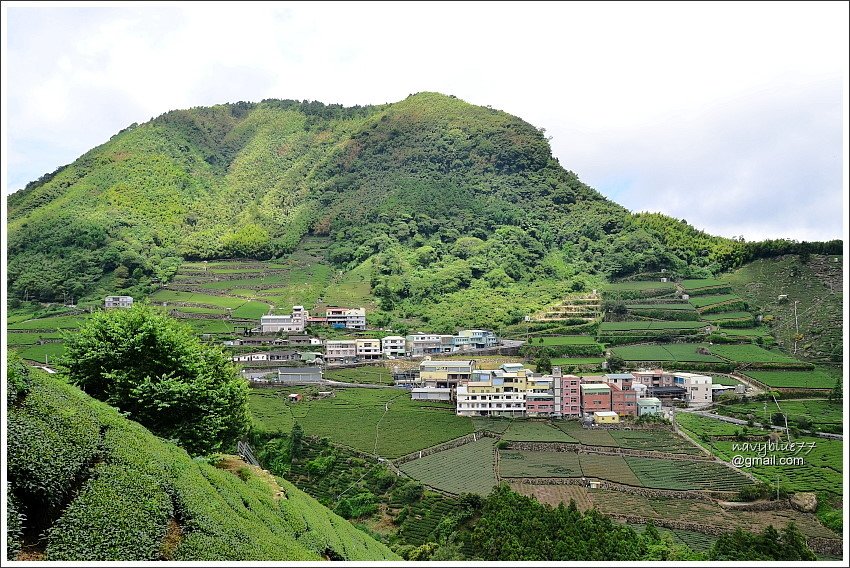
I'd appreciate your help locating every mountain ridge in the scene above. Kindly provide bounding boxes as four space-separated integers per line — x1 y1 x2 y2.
7 93 841 322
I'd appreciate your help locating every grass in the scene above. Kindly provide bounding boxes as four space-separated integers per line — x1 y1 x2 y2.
7 332 65 345
700 311 754 322
718 399 842 429
502 420 579 443
231 301 272 319
709 344 799 363
710 375 743 386
603 281 676 292
680 279 727 291
599 321 707 331
248 387 473 458
324 366 393 385
688 294 742 308
149 290 250 309
551 358 605 366
554 421 618 446
16 342 67 363
8 314 87 330
471 417 512 434
611 343 723 363
742 370 837 389
536 336 601 345
171 306 229 315
399 437 497 495
626 303 696 311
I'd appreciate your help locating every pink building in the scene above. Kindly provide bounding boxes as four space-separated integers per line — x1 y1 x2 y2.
552 367 581 417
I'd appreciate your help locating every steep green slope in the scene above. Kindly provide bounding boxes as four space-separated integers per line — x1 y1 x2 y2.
722 255 843 364
7 93 841 317
5 364 398 561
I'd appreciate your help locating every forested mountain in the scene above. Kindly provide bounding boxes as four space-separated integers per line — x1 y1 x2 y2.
7 92 840 316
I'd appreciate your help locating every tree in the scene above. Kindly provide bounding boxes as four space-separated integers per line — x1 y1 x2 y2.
828 378 842 401
61 304 249 455
290 423 304 460
535 352 552 374
606 354 626 373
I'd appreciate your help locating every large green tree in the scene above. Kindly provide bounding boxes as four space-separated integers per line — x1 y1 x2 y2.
61 304 249 455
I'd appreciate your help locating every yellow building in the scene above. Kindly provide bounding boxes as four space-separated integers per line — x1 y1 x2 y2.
456 363 531 417
592 411 620 424
419 360 476 388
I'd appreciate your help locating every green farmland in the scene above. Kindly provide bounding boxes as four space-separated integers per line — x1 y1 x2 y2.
742 370 838 389
611 343 723 363
498 450 749 490
718 399 842 430
248 387 473 458
688 294 742 308
399 437 497 495
537 336 601 345
710 344 801 364
324 366 393 385
600 321 707 331
502 421 579 443
626 303 696 311
604 281 676 292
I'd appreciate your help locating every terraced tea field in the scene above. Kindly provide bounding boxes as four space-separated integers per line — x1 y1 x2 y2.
502 421 579 443
625 457 750 490
680 279 731 295
399 437 497 495
600 321 707 331
742 370 837 389
688 294 742 309
607 429 704 455
497 450 583 479
611 343 722 363
710 344 801 364
718 399 841 430
248 387 473 458
536 335 602 345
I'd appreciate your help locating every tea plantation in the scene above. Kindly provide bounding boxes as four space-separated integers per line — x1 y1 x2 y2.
6 370 398 561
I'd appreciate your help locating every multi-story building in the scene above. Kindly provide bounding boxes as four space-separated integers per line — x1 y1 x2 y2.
610 383 638 416
631 369 673 388
326 307 366 330
325 340 357 363
580 383 612 414
671 372 712 406
420 360 476 389
603 373 635 390
406 334 446 356
552 368 581 417
355 338 382 361
259 306 308 334
456 329 499 349
381 335 407 357
525 374 555 416
455 363 531 417
104 295 133 309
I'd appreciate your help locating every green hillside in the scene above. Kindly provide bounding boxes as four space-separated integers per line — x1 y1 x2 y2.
722 255 842 364
5 361 398 561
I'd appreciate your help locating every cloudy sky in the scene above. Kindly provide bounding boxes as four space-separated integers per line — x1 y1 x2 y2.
3 1 847 241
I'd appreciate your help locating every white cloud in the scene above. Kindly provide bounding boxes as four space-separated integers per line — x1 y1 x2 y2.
3 1 847 241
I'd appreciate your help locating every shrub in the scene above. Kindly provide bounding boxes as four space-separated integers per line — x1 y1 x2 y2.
61 304 250 455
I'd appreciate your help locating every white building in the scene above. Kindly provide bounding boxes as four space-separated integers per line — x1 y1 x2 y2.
326 307 366 330
104 296 133 309
411 387 452 401
325 340 357 363
406 334 455 356
355 338 382 361
381 335 406 357
232 352 269 363
456 329 499 349
671 372 712 406
259 306 308 334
